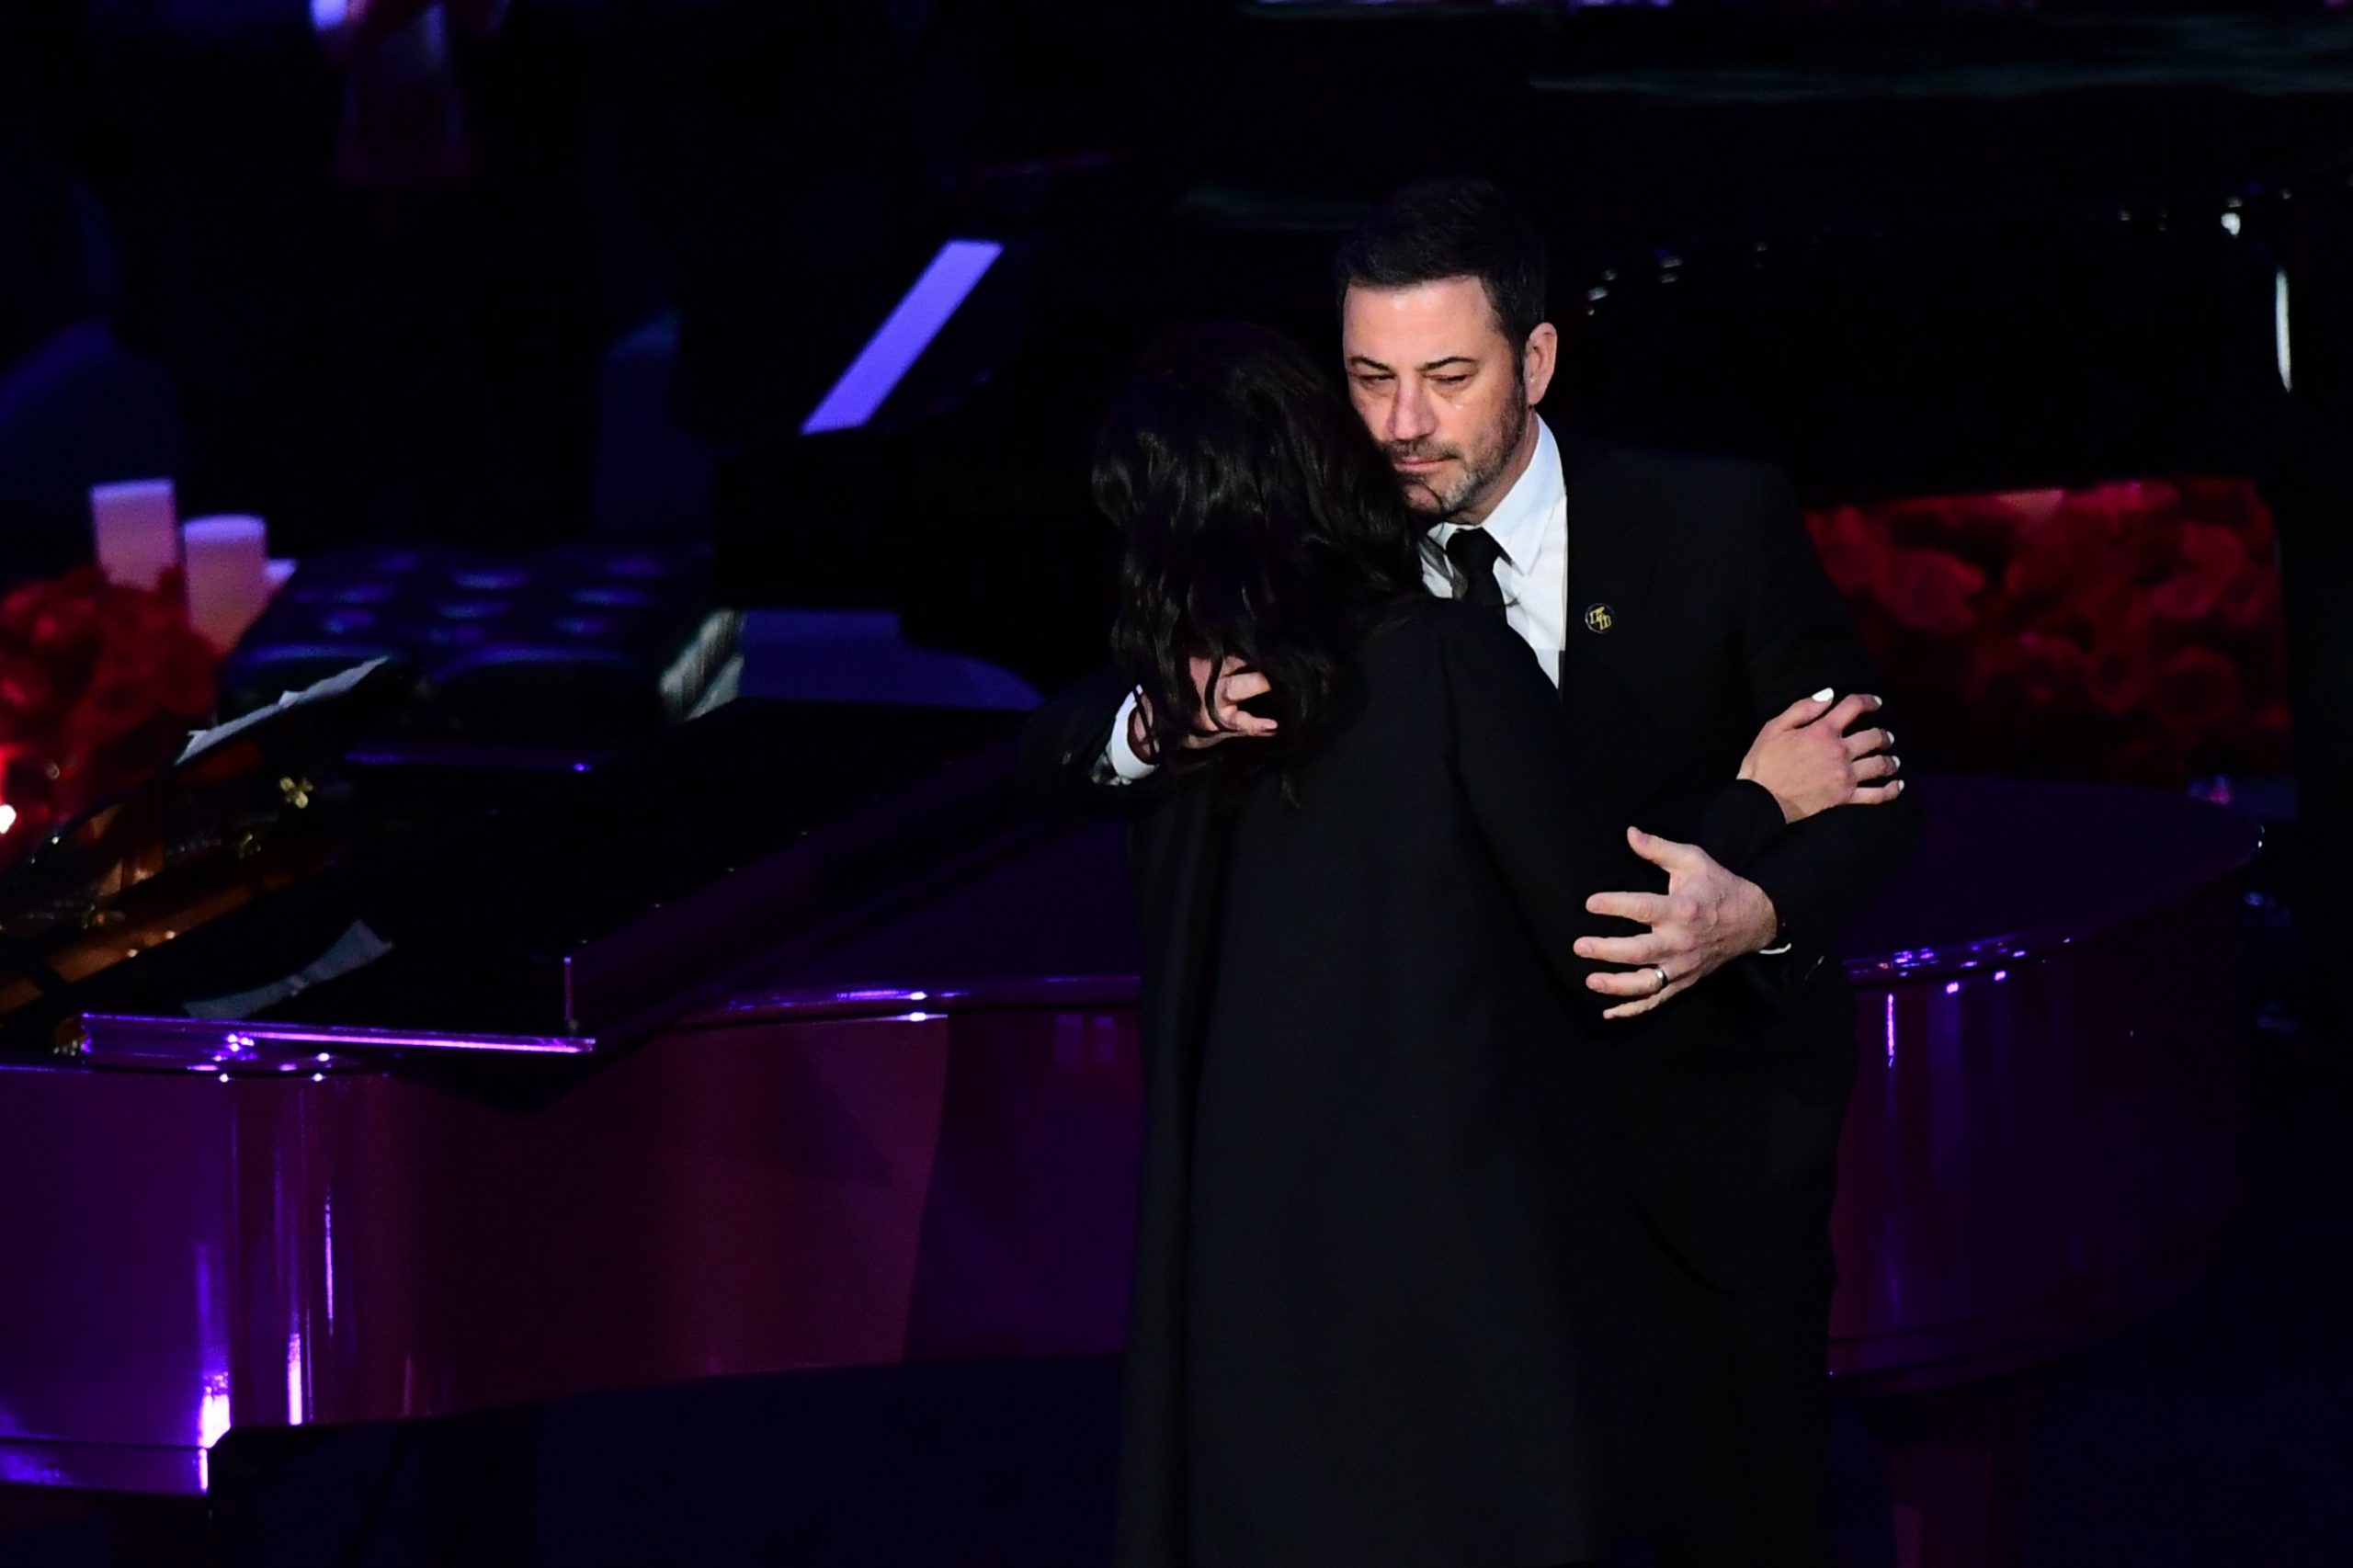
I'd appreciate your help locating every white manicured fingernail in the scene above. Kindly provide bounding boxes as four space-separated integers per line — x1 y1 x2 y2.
1812 687 1835 702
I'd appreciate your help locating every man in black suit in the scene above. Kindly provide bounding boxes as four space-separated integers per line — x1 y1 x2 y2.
1026 177 1918 1565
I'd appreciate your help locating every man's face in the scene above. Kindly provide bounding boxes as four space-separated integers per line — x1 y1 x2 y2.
1341 277 1554 525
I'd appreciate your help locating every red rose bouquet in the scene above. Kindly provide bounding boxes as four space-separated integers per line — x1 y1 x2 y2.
1805 478 2288 788
0 566 219 870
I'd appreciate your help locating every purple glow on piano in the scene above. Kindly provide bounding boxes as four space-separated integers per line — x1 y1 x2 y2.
0 1451 65 1486
75 1015 595 1066
1883 992 1896 1068
287 1333 305 1426
324 1193 336 1328
800 240 1005 435
196 1367 230 1493
198 1371 229 1449
0 774 2257 1505
194 1243 228 1455
226 1027 590 1054
1944 982 1961 995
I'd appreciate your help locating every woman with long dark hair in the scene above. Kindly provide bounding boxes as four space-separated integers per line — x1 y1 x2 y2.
1063 320 1643 1568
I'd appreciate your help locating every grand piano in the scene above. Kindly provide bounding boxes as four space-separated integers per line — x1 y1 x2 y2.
0 685 2258 1499
2 4 2334 1562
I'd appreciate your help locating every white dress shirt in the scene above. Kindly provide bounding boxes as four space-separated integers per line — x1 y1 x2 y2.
1420 414 1568 688
1102 415 1570 781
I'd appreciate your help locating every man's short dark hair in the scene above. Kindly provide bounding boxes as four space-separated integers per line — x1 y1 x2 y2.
1333 176 1549 349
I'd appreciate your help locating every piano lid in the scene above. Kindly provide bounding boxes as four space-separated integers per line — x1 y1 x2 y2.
0 659 414 1018
0 694 1022 1059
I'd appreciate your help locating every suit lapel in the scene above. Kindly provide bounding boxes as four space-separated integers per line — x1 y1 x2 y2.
1556 432 1657 696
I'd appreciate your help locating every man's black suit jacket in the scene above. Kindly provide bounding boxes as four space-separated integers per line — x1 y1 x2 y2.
1022 432 1921 1292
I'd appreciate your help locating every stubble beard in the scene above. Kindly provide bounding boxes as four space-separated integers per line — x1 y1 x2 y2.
1392 387 1533 527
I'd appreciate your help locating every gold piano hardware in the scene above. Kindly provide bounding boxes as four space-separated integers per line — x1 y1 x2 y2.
0 848 336 1023
278 777 314 810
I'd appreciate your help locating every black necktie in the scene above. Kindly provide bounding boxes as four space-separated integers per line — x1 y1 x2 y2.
1444 528 1509 618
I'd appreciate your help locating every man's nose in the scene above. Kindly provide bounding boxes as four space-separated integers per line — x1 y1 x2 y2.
1387 381 1437 444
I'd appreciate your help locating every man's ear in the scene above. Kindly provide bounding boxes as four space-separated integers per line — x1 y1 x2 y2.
1523 321 1560 407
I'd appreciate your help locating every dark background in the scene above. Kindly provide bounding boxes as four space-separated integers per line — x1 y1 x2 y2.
3 5 2353 1564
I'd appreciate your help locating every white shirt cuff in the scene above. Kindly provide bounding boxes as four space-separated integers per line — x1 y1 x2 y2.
1098 689 1160 785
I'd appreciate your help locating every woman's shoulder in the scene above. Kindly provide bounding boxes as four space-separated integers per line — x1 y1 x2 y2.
1358 594 1454 670
1369 595 1536 668
1356 597 1547 715
1369 593 1493 646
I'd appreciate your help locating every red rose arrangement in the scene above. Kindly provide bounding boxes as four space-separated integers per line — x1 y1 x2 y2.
1807 478 2289 789
0 566 219 870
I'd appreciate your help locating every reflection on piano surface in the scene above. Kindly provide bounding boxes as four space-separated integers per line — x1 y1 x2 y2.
0 706 2255 1495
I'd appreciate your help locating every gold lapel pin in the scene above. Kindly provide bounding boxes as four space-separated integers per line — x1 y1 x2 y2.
1583 603 1616 634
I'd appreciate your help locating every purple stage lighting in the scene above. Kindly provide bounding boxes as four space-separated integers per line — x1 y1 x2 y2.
801 240 1005 435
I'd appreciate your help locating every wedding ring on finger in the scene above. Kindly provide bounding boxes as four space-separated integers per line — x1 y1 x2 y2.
1651 964 1671 994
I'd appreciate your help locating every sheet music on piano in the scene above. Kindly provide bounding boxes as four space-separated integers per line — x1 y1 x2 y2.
174 657 392 768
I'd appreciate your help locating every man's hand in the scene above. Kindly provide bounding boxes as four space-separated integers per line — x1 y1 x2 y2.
1738 689 1901 824
1576 828 1780 1020
1129 655 1278 763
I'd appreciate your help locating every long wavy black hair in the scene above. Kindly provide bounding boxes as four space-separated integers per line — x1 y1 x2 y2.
1097 321 1430 776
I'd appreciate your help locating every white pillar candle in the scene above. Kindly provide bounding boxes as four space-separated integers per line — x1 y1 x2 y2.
181 516 270 653
90 479 181 591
